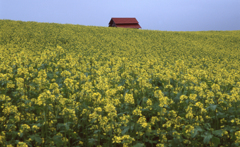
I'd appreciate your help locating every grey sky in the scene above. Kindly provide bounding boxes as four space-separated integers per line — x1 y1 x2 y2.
0 0 239 31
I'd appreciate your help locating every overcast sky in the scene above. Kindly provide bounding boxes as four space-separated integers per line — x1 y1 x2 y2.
0 0 239 31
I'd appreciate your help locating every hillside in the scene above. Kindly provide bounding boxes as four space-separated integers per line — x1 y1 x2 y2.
0 19 240 147
0 19 239 66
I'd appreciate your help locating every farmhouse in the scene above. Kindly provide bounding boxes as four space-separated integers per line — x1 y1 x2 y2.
108 18 141 29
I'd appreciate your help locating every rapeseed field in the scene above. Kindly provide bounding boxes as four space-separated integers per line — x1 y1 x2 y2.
0 19 240 147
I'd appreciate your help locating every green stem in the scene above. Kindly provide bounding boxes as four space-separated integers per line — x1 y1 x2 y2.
234 102 238 118
160 107 163 127
64 117 66 147
23 74 26 95
86 122 89 147
215 109 218 130
168 87 171 99
98 122 101 146
41 110 44 147
44 107 47 144
110 120 113 147
135 122 138 142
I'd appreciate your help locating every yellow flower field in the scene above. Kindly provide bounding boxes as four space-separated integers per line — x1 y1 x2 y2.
0 19 240 147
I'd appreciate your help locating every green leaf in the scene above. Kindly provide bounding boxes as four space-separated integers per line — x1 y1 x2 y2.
35 136 42 144
53 135 63 146
90 118 97 123
132 143 145 147
191 129 199 138
88 138 97 145
29 135 35 141
203 133 213 144
146 138 157 144
212 136 220 146
195 126 203 132
15 140 20 144
64 123 70 131
173 91 182 103
216 111 226 118
203 123 211 130
121 127 129 135
117 112 124 116
123 89 130 96
28 134 42 144
137 98 143 105
19 133 23 138
47 72 54 79
208 104 217 111
171 137 181 146
118 79 126 87
94 130 101 134
142 97 148 103
130 125 134 131
212 129 223 137
57 123 65 130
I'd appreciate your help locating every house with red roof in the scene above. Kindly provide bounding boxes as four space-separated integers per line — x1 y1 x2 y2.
108 18 141 29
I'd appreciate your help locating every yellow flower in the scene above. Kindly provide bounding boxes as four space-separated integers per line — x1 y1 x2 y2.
79 141 84 145
17 142 28 147
189 94 197 101
132 108 142 116
21 124 30 132
96 107 102 112
156 143 165 147
124 93 135 105
146 99 152 106
112 136 122 143
224 131 228 135
180 95 188 103
211 83 220 92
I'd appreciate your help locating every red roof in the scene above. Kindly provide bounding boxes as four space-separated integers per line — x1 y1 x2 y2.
111 18 139 24
109 17 141 29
